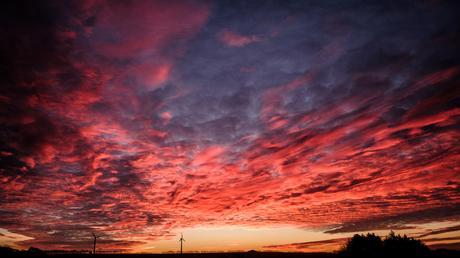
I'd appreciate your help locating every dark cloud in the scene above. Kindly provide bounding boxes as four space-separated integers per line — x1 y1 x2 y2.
264 237 348 252
325 205 460 234
418 225 460 238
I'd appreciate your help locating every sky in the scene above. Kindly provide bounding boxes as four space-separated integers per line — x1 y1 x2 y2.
1 0 460 253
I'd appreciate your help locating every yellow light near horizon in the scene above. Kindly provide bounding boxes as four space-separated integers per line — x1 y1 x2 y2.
137 221 460 253
0 228 34 249
138 225 337 253
2 221 459 253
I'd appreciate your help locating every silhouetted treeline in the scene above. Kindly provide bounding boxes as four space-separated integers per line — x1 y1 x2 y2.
0 246 47 257
338 231 431 257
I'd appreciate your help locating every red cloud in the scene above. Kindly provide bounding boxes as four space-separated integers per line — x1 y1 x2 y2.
218 29 260 47
85 0 210 58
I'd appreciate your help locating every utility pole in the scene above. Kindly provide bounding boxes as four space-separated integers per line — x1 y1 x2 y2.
179 233 185 254
92 233 99 255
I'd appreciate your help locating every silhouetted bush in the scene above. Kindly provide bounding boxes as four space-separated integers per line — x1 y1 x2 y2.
339 233 382 258
0 246 18 256
339 231 430 258
0 246 47 257
383 231 430 257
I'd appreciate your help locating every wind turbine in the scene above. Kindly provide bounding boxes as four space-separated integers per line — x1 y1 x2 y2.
92 233 99 255
179 233 185 254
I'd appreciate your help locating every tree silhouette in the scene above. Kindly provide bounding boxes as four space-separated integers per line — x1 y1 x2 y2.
340 233 382 257
339 231 430 258
383 231 430 257
0 246 17 256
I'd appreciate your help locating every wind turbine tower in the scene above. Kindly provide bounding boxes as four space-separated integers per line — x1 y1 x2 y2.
179 233 185 254
92 233 99 255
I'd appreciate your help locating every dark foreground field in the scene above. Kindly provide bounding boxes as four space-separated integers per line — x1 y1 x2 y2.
2 251 460 258
41 253 335 258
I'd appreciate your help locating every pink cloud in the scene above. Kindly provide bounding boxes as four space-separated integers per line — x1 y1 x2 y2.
191 146 227 166
218 29 260 47
85 0 210 58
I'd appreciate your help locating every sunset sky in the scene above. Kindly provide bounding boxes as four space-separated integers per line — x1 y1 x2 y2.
1 0 460 253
